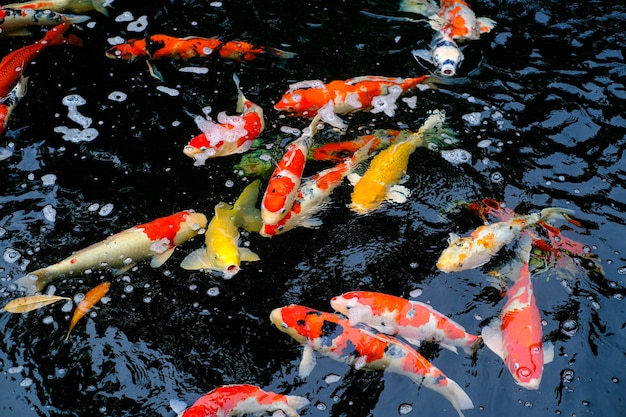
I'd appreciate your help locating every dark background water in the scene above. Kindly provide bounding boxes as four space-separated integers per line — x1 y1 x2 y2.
1 0 625 416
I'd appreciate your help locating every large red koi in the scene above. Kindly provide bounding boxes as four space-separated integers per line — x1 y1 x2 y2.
271 305 474 417
183 74 264 166
179 384 309 417
0 22 82 97
331 291 481 355
13 210 208 294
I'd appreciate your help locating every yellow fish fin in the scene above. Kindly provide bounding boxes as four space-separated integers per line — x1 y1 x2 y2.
180 247 214 271
239 247 260 262
233 180 263 231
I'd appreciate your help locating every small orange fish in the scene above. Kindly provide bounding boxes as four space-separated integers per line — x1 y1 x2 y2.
66 281 110 339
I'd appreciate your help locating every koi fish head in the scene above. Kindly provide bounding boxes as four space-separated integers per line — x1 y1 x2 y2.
503 342 550 390
183 133 212 160
436 233 483 272
330 292 375 325
274 84 329 117
105 39 148 61
271 305 341 345
173 211 209 245
431 34 463 77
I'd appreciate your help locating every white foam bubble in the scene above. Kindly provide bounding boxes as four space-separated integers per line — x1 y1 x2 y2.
43 205 57 223
288 80 325 92
441 149 472 165
98 203 114 216
179 66 210 74
156 86 180 97
54 126 99 143
3 248 21 263
107 36 125 45
462 112 482 126
115 11 134 22
107 91 127 102
0 147 13 161
127 15 148 32
41 174 57 186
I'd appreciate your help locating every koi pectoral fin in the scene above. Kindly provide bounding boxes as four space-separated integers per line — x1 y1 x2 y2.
298 345 316 378
180 248 213 270
146 61 164 82
481 318 506 361
151 247 176 268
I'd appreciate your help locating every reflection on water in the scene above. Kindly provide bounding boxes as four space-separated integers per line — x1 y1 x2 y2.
1 0 625 416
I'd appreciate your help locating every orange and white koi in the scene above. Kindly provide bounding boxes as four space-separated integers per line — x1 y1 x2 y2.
271 304 474 417
331 291 481 355
13 210 208 294
437 207 575 273
0 7 89 36
65 281 110 339
311 129 405 162
0 75 27 136
274 75 430 127
2 0 110 15
183 74 264 166
260 139 374 237
482 237 554 389
180 180 262 279
106 34 295 79
260 114 323 226
0 23 81 97
178 384 309 417
349 110 447 214
400 0 496 42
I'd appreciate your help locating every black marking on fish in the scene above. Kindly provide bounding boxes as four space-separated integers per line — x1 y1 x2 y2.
319 320 343 347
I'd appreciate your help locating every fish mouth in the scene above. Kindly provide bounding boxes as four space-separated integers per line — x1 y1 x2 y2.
438 64 457 77
222 265 240 279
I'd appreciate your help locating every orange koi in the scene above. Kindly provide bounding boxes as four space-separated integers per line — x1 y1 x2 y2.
432 0 496 41
482 238 553 389
66 281 110 339
331 291 481 355
179 384 309 417
14 210 207 294
311 129 403 162
0 7 89 36
271 304 474 417
274 75 430 121
183 74 264 166
2 0 110 15
0 22 81 98
106 34 295 61
260 114 323 226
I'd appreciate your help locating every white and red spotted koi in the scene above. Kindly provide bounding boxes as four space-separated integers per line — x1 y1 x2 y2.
331 290 481 355
271 304 474 417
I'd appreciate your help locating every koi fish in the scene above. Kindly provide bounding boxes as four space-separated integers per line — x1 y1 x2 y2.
183 74 264 166
13 210 208 294
260 139 374 237
311 129 403 162
178 384 309 417
260 114 323 226
436 207 575 273
0 75 27 136
270 304 474 417
400 0 496 42
482 237 554 389
106 34 295 79
180 180 262 279
0 23 82 98
0 7 89 36
65 281 110 339
330 291 481 355
348 110 450 214
2 0 110 15
412 32 464 77
274 75 430 127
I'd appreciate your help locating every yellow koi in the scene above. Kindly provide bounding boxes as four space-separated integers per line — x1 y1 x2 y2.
180 180 262 279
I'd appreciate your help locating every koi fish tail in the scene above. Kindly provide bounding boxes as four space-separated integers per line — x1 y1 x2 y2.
233 179 263 233
399 0 439 17
43 23 83 47
462 335 483 356
13 269 49 295
263 46 297 59
427 377 474 417
477 17 497 33
538 207 576 225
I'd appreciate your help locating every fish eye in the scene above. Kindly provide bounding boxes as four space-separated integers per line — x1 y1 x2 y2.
200 146 207 151
281 322 288 329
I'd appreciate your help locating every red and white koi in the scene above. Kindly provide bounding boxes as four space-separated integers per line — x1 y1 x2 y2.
0 22 82 98
330 291 481 355
260 113 323 226
482 237 554 389
436 207 575 273
183 74 264 166
271 304 474 417
178 384 309 417
274 75 430 128
2 0 110 15
0 75 27 136
260 139 374 237
0 7 89 36
13 210 208 294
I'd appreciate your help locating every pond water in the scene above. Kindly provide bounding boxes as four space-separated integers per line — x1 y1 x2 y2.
1 0 625 416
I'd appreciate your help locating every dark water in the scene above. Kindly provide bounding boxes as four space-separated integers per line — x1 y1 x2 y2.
1 0 625 416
